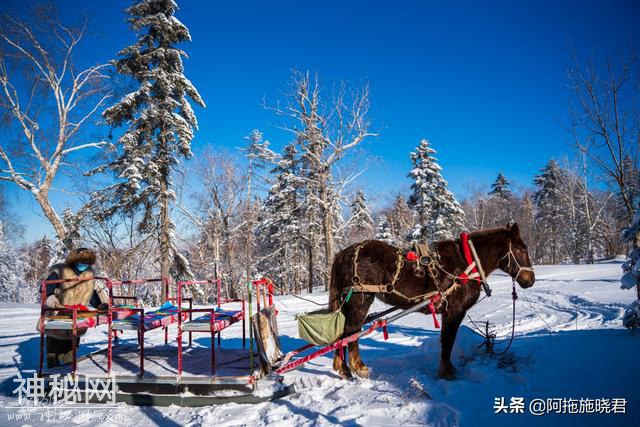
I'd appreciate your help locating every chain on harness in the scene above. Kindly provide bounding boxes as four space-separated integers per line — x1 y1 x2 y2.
346 241 459 329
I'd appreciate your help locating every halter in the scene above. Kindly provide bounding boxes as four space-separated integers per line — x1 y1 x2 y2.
501 241 534 282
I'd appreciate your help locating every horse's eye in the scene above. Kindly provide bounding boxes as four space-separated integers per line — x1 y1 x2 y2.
513 243 526 251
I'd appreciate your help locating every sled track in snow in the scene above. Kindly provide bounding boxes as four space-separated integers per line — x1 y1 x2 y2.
512 287 627 332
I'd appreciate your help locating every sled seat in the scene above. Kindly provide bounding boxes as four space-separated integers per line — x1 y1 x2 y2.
111 301 188 331
182 308 244 332
44 306 135 330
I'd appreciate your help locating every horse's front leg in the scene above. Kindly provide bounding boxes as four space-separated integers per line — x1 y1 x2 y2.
333 293 374 379
438 309 465 380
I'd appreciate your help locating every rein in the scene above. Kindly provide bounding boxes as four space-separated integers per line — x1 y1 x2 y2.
501 241 535 281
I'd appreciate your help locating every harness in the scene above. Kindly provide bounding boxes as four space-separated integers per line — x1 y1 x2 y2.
500 241 535 281
345 233 532 331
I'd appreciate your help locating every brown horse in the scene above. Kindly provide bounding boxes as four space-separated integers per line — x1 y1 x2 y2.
328 223 535 380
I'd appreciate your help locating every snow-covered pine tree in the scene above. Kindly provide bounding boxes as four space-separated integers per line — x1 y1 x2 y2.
375 215 394 245
387 195 414 243
533 160 566 264
621 207 640 328
489 172 513 200
348 190 374 243
486 172 515 227
242 129 277 286
621 155 640 219
255 144 305 292
407 139 466 242
331 190 346 248
0 221 30 303
25 235 55 284
90 0 204 295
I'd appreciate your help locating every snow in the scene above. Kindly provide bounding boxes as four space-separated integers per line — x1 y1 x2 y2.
0 261 638 426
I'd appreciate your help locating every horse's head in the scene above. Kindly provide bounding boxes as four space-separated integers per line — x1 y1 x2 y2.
498 223 535 288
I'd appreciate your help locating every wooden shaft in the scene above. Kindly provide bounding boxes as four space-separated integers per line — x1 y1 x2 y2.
467 239 488 283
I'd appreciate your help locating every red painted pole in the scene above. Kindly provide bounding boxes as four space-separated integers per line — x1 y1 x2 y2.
189 297 193 347
242 299 246 348
72 308 77 375
138 312 144 378
267 279 274 308
107 279 113 374
177 281 183 377
217 278 221 310
212 306 216 368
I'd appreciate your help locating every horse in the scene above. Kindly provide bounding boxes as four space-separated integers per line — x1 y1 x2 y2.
328 222 535 380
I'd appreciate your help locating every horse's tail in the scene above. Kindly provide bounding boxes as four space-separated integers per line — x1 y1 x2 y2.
329 251 341 312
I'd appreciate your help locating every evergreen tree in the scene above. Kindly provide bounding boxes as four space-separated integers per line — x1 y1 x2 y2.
255 144 305 292
331 191 346 247
375 215 394 244
620 155 640 221
90 0 204 292
489 172 513 199
25 235 55 283
622 207 640 327
386 195 414 243
242 129 277 287
348 190 374 242
533 160 565 264
0 221 30 303
407 139 466 242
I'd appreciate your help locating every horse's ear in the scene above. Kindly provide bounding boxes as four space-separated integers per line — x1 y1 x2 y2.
507 222 520 236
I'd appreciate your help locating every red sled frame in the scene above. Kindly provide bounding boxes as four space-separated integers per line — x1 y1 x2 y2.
176 278 247 377
108 278 192 377
38 276 115 376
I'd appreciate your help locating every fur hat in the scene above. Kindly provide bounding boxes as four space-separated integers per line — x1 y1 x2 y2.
65 248 96 266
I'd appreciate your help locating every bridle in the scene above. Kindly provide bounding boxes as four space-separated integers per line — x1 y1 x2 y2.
500 241 534 282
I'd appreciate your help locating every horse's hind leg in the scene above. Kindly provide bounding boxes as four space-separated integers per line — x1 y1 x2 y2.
334 293 375 379
348 338 369 378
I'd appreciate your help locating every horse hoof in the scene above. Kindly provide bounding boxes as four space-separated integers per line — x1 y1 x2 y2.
339 369 353 380
438 364 457 381
354 366 370 379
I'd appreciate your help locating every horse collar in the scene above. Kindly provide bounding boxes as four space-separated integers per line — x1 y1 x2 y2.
459 232 492 297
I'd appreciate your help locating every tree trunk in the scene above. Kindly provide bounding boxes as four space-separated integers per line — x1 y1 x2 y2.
160 171 171 302
319 176 334 291
307 226 314 294
322 204 334 291
35 192 68 249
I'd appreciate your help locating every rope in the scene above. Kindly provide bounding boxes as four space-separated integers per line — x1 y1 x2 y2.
466 280 518 356
520 290 557 338
491 282 518 356
268 282 327 307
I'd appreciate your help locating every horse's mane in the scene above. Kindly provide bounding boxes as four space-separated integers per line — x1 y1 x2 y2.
437 226 509 245
469 226 509 239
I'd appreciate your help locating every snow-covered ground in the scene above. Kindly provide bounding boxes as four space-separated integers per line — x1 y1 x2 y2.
0 261 638 426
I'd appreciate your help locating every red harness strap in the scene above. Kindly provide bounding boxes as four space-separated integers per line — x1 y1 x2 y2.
428 293 441 328
458 232 481 286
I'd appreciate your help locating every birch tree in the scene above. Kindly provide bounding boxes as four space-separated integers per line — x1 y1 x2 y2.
569 54 639 224
0 6 110 249
271 71 376 290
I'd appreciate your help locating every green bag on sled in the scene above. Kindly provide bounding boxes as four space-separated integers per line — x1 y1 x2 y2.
297 309 345 346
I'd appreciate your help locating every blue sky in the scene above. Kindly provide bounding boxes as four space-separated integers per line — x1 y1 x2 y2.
1 0 639 242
